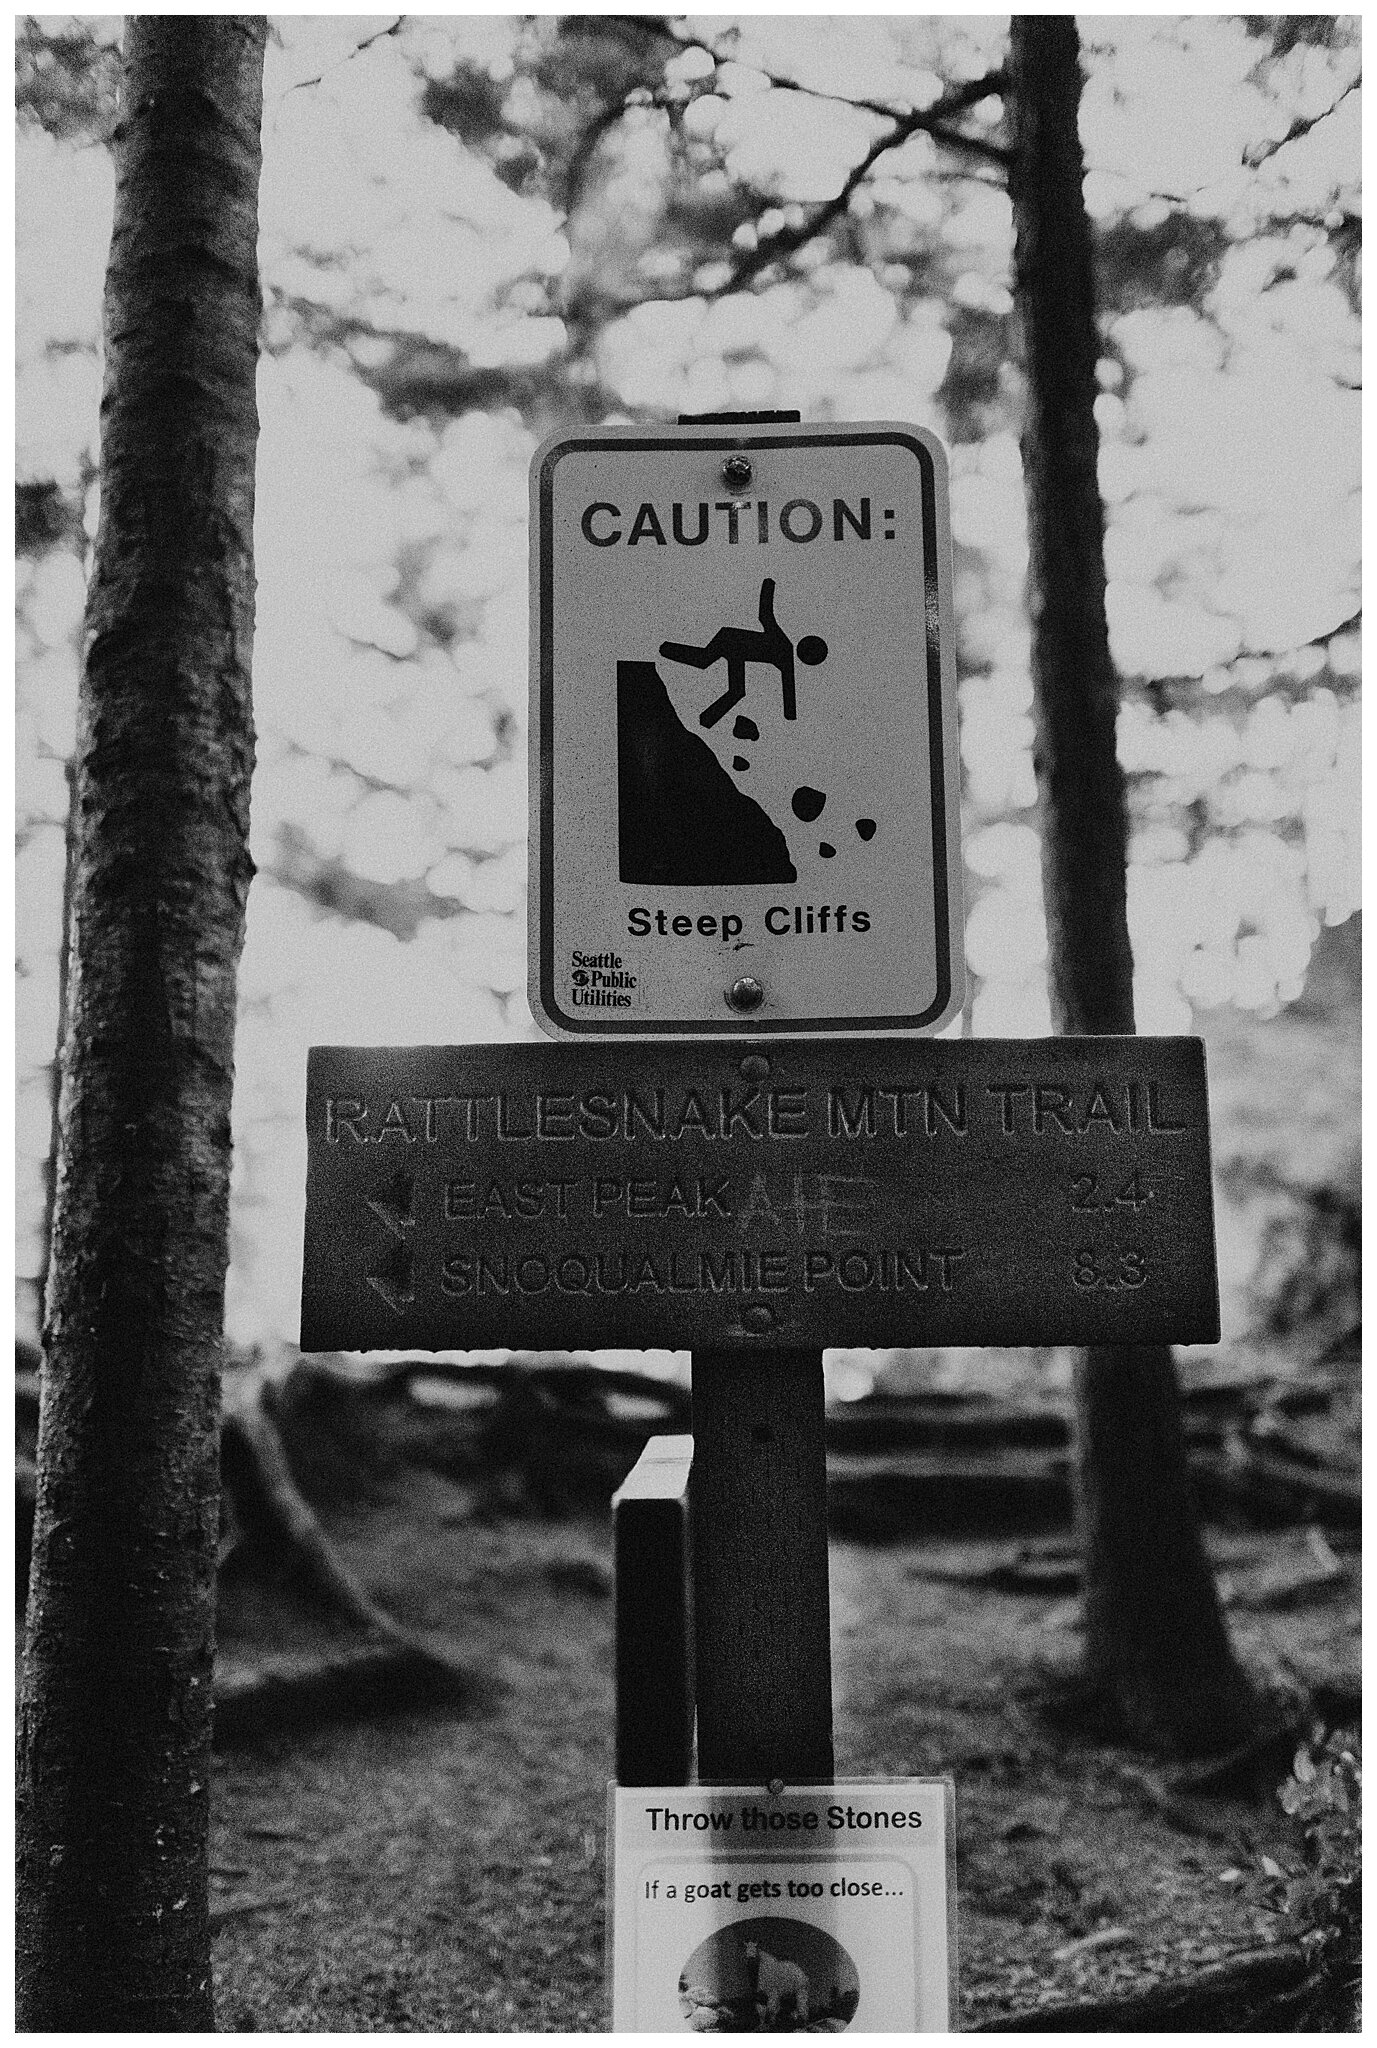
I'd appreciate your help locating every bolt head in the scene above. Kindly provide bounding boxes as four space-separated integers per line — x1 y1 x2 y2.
726 976 765 1013
721 454 752 488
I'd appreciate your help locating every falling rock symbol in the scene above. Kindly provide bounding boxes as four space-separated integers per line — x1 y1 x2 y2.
367 1168 415 1240
367 1240 415 1316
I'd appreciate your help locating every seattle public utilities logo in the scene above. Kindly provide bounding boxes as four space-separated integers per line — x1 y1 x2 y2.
569 949 637 1009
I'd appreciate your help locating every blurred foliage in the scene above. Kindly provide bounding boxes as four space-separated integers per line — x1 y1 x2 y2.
1267 1727 1361 2020
15 15 1361 1351
1095 212 1232 314
1255 1157 1360 1347
16 15 120 142
16 478 81 557
1276 1729 1361 1927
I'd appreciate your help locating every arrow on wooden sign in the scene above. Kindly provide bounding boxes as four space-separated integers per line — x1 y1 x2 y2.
366 1167 415 1240
366 1240 415 1317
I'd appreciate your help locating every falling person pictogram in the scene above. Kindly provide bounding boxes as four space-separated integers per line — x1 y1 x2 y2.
659 577 828 727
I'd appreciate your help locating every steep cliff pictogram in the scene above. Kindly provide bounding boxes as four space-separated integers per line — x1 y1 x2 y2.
617 661 797 884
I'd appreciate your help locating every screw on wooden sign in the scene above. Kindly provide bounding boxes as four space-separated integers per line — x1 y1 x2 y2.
299 1036 1220 1354
527 420 964 1037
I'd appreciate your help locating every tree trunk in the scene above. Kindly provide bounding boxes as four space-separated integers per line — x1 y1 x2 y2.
17 17 265 2028
1005 16 1256 1755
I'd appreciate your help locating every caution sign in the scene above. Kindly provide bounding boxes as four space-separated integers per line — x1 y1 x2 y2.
529 421 963 1038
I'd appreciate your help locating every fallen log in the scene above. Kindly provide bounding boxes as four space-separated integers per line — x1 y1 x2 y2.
906 1541 1081 1595
977 1940 1314 2031
824 1396 1069 1454
216 1367 479 1733
209 1890 295 1931
1191 1442 1361 1527
826 1448 1072 1538
221 1370 420 1638
213 1643 470 1746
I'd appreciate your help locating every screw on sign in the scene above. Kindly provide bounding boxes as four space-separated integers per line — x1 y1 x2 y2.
527 419 964 1037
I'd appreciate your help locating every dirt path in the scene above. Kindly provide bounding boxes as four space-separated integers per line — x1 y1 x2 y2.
210 1470 1358 2030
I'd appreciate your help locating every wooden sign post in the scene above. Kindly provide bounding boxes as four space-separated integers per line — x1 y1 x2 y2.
691 1347 834 1786
298 421 1224 1977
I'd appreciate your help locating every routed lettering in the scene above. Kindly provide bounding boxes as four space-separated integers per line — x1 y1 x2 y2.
303 1038 1218 1352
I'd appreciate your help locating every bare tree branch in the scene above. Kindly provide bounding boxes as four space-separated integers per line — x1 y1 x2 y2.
1243 73 1360 167
698 68 1008 295
562 93 642 219
286 16 404 95
923 124 1011 166
1129 606 1362 708
676 22 1004 127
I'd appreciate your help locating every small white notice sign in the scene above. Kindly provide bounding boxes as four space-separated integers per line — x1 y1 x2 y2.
607 1781 954 2032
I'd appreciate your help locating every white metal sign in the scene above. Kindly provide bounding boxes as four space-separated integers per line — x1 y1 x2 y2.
607 1780 955 2032
529 420 963 1037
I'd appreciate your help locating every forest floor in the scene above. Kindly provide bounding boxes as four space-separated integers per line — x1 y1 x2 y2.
209 1451 1359 2032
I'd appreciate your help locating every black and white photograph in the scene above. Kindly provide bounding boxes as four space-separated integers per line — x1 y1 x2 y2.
15 12 1360 2030
679 1918 861 2029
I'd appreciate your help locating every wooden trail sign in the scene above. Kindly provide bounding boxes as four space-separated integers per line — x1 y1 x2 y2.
299 1035 1219 1354
528 421 964 1037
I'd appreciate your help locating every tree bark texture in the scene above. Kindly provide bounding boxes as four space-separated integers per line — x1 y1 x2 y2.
17 17 265 2029
1006 17 1255 1755
1006 17 1133 1039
